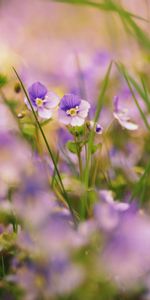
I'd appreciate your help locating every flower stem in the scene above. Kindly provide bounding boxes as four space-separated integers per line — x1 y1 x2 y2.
1 255 5 277
74 135 83 179
13 68 76 224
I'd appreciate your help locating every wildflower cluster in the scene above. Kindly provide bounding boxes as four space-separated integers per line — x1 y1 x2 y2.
0 0 150 299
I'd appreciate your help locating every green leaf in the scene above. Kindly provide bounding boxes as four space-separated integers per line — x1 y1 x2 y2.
91 143 102 154
0 232 16 252
40 118 52 127
66 141 78 154
69 125 84 136
0 74 8 88
22 123 36 137
5 99 18 110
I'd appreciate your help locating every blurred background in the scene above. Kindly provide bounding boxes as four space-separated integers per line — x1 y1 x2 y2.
0 0 149 87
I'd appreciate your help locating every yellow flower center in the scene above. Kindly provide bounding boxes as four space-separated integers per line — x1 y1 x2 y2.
66 106 79 117
35 98 43 107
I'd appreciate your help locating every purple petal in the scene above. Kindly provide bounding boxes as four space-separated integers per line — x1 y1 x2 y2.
24 97 37 111
96 124 103 134
28 82 47 101
60 94 81 111
114 96 119 113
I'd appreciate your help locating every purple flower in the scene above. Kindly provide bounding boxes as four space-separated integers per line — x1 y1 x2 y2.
25 82 60 119
94 190 130 232
102 212 150 287
58 94 90 126
113 96 138 130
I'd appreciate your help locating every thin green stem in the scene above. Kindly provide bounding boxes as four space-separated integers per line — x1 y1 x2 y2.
8 188 18 233
1 255 5 277
13 68 76 222
13 68 64 193
84 62 112 189
74 135 83 179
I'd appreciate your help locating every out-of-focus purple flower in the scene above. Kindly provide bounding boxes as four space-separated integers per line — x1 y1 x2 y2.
25 82 60 119
101 211 150 288
94 190 130 231
11 255 84 298
113 96 138 130
0 104 18 133
93 51 110 66
57 128 73 146
87 121 103 134
58 94 90 126
109 143 142 182
0 132 31 188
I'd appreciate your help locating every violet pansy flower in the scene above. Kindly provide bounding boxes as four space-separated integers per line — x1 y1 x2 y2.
113 96 138 131
58 94 90 126
25 82 60 119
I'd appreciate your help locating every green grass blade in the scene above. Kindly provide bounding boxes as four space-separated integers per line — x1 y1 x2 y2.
120 71 150 112
140 76 150 111
123 15 150 49
79 61 112 219
13 68 64 192
52 0 150 49
52 0 147 21
13 68 77 221
130 161 150 204
84 61 113 188
116 63 150 131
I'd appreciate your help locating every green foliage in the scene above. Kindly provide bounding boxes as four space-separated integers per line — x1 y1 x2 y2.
0 74 8 88
66 141 78 154
116 62 150 131
84 61 112 188
130 161 150 204
91 143 102 154
5 99 18 110
22 123 36 137
69 125 84 137
13 68 76 223
52 0 150 50
0 232 16 252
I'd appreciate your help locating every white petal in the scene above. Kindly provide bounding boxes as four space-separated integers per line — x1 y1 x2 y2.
119 113 130 122
120 120 138 131
58 109 71 125
113 112 138 131
115 202 130 211
45 92 60 109
38 108 52 119
113 112 129 122
78 100 90 118
24 97 37 111
71 116 84 126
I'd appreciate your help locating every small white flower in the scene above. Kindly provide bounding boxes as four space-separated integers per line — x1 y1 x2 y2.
113 96 138 131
